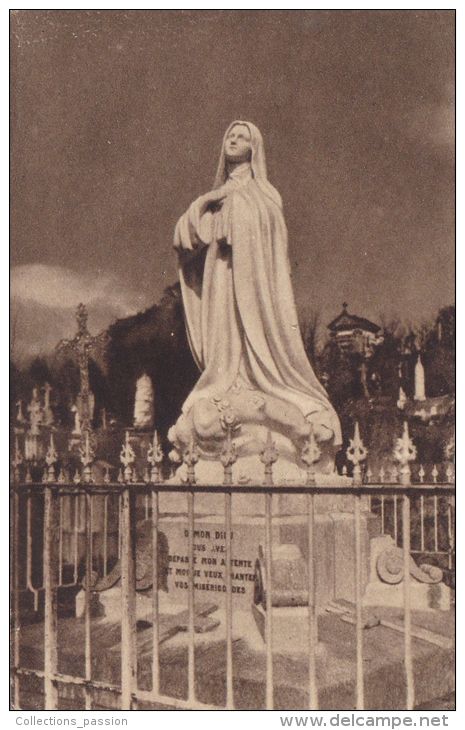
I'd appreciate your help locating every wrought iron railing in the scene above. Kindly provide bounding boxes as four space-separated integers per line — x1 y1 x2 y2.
10 423 455 711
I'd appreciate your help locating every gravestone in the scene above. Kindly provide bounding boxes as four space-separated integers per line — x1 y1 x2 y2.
133 374 154 429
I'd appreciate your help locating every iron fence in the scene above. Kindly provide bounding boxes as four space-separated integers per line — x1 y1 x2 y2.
10 423 455 711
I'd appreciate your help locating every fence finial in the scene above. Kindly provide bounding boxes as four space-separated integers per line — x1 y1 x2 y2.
120 430 136 483
393 421 416 486
79 430 95 483
45 432 58 482
301 425 321 485
148 430 164 484
183 437 199 485
221 425 237 486
260 430 278 486
346 421 367 485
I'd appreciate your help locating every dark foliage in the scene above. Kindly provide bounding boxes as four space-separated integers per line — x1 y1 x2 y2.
104 283 198 439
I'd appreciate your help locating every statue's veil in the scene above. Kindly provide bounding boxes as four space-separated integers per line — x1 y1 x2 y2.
213 121 282 209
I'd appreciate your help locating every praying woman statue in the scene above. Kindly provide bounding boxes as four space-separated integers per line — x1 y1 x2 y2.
170 121 341 483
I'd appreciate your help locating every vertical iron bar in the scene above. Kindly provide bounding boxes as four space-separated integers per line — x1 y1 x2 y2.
84 493 93 710
26 493 39 611
58 497 63 586
44 484 59 710
144 494 149 520
187 491 195 703
265 492 274 710
380 495 385 534
433 495 439 553
447 498 454 571
120 486 137 710
12 486 20 708
354 492 364 709
118 494 122 559
73 496 79 584
420 496 425 552
225 491 234 709
393 496 398 545
103 495 108 576
402 493 414 709
307 492 318 710
151 489 160 697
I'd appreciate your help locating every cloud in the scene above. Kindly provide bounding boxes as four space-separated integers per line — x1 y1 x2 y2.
11 263 147 316
404 98 454 153
10 264 151 362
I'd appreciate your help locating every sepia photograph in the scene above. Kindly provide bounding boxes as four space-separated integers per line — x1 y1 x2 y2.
10 9 455 715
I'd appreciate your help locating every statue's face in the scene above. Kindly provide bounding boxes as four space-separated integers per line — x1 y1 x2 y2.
224 124 252 162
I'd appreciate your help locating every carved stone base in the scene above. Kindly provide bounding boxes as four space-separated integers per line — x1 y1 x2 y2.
363 535 451 611
168 386 340 480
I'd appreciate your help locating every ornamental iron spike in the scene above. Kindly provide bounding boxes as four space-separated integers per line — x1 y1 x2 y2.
183 437 199 485
260 431 278 486
57 468 66 484
79 430 95 484
73 469 81 485
431 464 439 484
446 464 454 484
117 467 124 484
301 425 321 484
103 466 111 484
45 433 58 481
379 466 386 483
346 421 367 485
25 464 32 484
393 421 416 486
147 430 164 483
418 465 425 484
221 425 237 486
143 466 150 484
366 466 373 484
120 430 136 483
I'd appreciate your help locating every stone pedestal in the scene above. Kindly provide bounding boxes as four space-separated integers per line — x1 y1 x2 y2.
83 477 381 618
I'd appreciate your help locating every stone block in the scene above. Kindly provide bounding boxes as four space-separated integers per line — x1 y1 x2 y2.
363 535 451 611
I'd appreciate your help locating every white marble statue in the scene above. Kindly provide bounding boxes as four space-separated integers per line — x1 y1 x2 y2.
397 386 407 410
28 387 43 436
43 382 54 426
170 121 341 481
414 354 426 402
133 373 154 429
71 403 81 436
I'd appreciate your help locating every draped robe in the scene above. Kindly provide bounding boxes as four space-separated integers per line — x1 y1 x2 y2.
174 125 341 445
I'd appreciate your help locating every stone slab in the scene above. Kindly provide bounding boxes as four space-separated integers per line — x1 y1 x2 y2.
16 607 455 710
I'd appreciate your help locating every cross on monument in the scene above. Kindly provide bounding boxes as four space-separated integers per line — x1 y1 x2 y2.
56 303 108 437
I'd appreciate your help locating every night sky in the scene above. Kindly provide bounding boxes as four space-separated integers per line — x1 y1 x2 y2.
10 10 454 360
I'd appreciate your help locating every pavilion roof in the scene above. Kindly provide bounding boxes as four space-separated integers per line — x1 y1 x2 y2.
327 303 381 334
